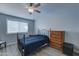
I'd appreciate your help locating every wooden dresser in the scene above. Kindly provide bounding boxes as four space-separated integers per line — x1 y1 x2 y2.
50 30 65 51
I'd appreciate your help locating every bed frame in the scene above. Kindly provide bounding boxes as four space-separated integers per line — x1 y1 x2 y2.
17 33 49 56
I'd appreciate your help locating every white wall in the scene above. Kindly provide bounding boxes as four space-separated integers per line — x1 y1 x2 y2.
0 3 79 49
34 4 79 49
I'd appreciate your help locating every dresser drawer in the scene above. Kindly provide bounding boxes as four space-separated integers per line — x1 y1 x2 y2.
50 33 60 37
50 39 63 43
51 37 63 41
50 41 63 46
50 35 63 40
52 31 62 35
50 31 64 51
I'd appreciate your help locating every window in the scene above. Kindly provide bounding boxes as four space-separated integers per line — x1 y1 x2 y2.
19 22 28 33
7 20 28 34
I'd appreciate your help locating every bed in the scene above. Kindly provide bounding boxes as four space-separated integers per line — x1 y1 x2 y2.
17 34 49 56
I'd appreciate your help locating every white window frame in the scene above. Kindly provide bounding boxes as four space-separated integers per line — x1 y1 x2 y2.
7 19 28 34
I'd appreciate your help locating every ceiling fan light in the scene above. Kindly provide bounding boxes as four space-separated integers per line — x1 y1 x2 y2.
28 8 34 13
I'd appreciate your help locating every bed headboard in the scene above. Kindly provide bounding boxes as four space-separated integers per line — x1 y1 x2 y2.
38 29 50 37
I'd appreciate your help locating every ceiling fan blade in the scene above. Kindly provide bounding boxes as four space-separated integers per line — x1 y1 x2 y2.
35 10 41 13
29 3 34 6
34 3 40 7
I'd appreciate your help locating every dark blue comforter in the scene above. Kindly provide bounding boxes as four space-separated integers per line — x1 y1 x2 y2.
18 35 49 56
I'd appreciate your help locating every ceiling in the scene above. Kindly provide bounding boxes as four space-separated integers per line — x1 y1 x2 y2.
0 3 79 20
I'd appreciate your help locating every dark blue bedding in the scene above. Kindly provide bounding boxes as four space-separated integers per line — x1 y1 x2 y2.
18 35 49 56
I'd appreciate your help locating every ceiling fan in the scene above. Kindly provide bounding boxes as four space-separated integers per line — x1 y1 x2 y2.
25 3 41 14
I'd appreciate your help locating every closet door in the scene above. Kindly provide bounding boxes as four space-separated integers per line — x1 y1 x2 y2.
50 31 64 51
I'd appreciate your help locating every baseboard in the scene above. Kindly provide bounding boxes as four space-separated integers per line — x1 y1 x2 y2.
7 42 17 46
